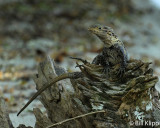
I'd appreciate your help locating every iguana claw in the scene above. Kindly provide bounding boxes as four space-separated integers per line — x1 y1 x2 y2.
117 66 125 77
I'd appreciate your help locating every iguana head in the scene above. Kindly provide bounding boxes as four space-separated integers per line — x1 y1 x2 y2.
88 24 120 47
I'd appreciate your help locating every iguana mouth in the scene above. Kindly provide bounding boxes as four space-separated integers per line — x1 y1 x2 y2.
88 27 100 35
88 27 95 32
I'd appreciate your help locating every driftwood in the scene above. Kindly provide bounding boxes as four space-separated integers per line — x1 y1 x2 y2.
29 56 160 128
1 55 160 128
32 56 90 128
0 97 13 128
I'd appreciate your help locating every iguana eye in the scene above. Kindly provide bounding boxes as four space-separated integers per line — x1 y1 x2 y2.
98 27 101 29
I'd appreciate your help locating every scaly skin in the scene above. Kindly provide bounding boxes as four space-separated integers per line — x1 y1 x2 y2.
88 24 128 76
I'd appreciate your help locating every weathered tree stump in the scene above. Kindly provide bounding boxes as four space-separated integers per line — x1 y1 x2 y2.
32 56 91 128
1 55 159 128
31 56 160 128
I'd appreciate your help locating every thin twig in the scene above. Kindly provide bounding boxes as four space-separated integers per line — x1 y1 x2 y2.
69 56 89 64
46 110 106 128
152 101 160 111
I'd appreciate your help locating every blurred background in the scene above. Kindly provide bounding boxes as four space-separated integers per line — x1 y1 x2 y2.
0 0 160 127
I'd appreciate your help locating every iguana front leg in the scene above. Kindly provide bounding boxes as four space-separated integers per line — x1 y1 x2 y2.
92 54 103 65
92 54 110 76
114 44 128 77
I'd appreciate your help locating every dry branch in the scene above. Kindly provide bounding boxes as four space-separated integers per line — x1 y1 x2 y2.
47 110 106 128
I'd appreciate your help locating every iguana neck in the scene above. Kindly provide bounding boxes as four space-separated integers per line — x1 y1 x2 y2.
98 35 121 48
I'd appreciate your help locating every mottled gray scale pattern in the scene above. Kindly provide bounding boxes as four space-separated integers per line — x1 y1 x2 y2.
92 42 128 72
89 24 128 76
103 46 123 66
